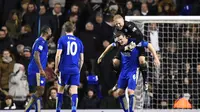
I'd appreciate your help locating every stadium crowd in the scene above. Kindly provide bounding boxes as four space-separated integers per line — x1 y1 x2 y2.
0 0 200 110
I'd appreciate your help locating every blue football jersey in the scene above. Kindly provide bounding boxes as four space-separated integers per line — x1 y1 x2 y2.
28 37 48 72
120 38 148 77
57 35 84 74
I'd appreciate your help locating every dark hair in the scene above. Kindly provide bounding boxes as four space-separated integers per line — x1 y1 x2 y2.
48 58 54 63
69 13 78 18
40 3 46 9
64 22 75 33
40 25 50 35
115 31 125 38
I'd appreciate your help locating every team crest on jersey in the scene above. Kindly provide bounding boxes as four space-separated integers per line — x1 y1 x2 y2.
38 45 43 50
121 52 131 57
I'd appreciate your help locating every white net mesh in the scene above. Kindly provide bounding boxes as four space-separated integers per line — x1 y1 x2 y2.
125 16 200 109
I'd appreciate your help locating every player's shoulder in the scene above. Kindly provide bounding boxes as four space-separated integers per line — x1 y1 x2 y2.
36 37 45 44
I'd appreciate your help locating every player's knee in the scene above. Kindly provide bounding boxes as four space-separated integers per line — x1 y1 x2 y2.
117 89 125 96
127 89 134 95
112 58 120 68
58 85 65 93
69 85 78 95
139 56 146 64
112 91 119 98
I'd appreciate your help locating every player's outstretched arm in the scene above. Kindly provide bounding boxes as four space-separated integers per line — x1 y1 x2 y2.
34 51 46 77
97 43 115 64
79 53 84 71
147 43 160 67
55 49 62 75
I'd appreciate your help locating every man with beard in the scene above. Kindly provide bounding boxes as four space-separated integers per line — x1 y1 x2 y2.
24 25 52 112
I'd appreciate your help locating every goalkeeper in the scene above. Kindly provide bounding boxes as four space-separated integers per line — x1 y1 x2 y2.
97 14 160 92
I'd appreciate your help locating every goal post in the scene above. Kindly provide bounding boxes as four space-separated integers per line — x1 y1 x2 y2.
125 16 200 109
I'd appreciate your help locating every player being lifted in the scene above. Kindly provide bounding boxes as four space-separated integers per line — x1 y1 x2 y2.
54 22 84 112
114 31 150 112
97 14 160 91
25 26 52 112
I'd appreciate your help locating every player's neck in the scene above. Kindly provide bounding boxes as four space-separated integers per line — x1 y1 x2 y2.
66 32 74 36
40 35 47 40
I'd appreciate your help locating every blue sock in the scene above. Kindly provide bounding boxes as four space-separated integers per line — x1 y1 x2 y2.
71 94 78 112
119 95 128 112
56 93 63 112
129 95 135 112
25 94 38 112
35 98 41 112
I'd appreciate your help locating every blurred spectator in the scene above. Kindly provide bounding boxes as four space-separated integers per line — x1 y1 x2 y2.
50 3 64 43
173 93 192 109
0 29 14 54
133 10 141 16
15 44 25 60
48 37 57 56
1 0 21 27
1 26 8 35
45 58 56 84
80 89 100 109
17 25 34 47
79 22 99 73
0 49 15 91
22 2 38 37
147 0 159 15
64 4 80 21
40 3 56 37
45 87 57 109
149 23 160 52
18 46 31 74
61 13 79 36
124 0 135 16
8 63 29 109
20 0 29 17
158 1 177 15
140 2 152 16
5 10 21 41
49 0 66 9
1 95 16 110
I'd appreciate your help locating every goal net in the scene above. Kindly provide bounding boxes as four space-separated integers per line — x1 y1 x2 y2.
125 16 200 109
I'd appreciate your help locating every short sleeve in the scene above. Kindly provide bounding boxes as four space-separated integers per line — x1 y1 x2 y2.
57 38 62 50
35 41 45 52
141 41 148 48
80 41 84 53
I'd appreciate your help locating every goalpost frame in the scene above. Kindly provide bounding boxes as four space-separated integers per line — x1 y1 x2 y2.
125 16 200 23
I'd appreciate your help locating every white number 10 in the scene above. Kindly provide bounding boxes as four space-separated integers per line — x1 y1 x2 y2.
67 41 77 56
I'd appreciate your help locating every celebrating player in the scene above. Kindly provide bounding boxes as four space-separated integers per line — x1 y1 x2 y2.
25 26 52 112
113 31 149 112
55 22 84 112
98 14 160 91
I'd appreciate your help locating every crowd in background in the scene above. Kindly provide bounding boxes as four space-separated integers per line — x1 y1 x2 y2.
0 0 200 110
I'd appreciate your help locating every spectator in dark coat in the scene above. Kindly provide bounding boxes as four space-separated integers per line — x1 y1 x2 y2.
0 29 14 54
1 0 21 26
5 10 22 41
17 25 34 47
80 89 100 109
45 87 57 109
39 4 56 35
79 22 99 73
50 3 64 43
22 2 38 37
